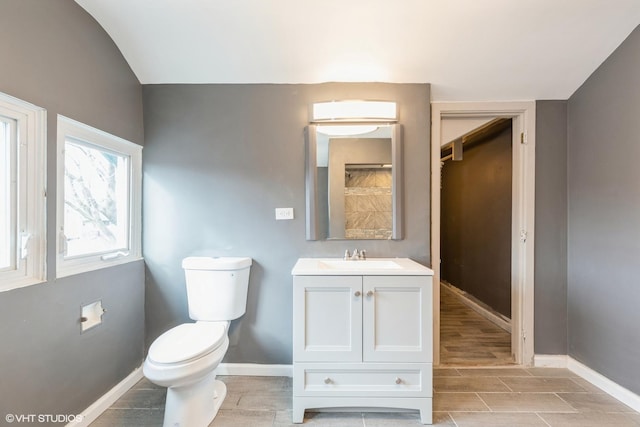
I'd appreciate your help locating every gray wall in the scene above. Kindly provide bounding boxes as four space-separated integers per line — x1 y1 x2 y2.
534 100 568 355
0 0 145 420
441 124 513 317
567 24 640 394
142 83 431 363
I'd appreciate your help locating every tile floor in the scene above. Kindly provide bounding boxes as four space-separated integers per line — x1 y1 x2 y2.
91 290 640 426
440 284 513 366
91 367 640 426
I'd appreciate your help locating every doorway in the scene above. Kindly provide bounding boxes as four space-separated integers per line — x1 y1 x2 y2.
431 102 536 366
440 118 514 365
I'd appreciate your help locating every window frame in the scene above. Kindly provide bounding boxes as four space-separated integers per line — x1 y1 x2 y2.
56 115 142 278
0 92 46 292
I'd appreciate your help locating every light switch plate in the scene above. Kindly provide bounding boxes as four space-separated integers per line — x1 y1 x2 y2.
275 208 294 220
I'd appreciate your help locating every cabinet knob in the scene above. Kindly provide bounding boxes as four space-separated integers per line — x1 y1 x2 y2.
354 291 361 297
395 377 402 384
324 377 332 384
366 290 374 297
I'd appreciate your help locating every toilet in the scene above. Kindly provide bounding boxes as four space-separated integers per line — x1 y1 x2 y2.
143 256 252 427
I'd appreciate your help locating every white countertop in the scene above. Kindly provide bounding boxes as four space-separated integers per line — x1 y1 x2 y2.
291 257 434 276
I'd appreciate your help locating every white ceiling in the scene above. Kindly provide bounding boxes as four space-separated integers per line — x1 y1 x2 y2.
75 0 640 101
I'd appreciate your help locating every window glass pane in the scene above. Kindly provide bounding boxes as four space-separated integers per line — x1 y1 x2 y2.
64 139 130 258
0 119 13 271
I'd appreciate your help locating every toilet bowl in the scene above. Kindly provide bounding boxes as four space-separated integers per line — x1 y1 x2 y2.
143 256 252 427
143 321 230 426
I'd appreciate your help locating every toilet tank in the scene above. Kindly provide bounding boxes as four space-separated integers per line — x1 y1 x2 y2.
182 256 252 321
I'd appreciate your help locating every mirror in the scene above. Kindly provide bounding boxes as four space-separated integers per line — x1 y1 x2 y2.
305 124 402 240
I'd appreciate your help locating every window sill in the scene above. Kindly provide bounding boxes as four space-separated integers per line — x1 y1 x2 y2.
0 276 46 293
56 255 144 279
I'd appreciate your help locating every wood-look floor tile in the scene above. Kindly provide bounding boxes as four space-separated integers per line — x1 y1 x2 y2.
567 377 607 394
431 412 457 426
455 367 530 377
538 412 640 426
210 408 276 427
219 375 291 393
271 410 294 427
439 284 513 366
526 367 579 377
449 412 549 426
93 319 640 427
274 411 364 426
109 388 166 409
236 393 292 411
91 373 640 427
557 392 637 413
434 392 489 411
433 368 461 377
90 408 164 426
499 376 587 393
362 411 426 425
434 376 510 392
221 391 242 409
131 378 164 390
478 392 576 412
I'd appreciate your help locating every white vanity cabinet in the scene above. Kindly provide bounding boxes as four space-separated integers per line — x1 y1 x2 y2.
291 258 434 424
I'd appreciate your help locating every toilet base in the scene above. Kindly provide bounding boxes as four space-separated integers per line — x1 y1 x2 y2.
162 372 226 427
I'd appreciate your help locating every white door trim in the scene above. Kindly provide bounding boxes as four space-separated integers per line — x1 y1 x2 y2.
431 101 536 366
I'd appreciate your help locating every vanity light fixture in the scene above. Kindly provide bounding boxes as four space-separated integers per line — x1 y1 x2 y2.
311 100 397 123
316 124 378 136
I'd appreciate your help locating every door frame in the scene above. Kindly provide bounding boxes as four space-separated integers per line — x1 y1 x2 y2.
431 101 536 366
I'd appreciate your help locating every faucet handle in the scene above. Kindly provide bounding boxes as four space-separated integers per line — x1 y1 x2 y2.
360 250 366 260
343 249 350 260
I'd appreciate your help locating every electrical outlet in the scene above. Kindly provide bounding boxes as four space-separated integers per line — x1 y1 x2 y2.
275 208 294 220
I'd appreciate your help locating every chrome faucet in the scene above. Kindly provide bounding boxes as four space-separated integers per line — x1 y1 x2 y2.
344 249 367 260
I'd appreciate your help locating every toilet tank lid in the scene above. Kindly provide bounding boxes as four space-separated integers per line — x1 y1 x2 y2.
182 256 252 271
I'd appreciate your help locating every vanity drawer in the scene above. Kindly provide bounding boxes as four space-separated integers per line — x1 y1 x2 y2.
294 363 431 397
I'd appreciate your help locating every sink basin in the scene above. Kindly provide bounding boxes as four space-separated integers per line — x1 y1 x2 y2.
318 259 402 270
292 257 433 276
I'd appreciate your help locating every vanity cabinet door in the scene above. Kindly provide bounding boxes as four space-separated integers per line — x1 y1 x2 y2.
293 275 363 362
362 276 432 363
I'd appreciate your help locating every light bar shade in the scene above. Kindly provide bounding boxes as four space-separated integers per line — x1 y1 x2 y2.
311 101 397 123
316 125 378 136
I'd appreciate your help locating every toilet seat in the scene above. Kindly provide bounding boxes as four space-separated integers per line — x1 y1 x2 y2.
148 322 226 365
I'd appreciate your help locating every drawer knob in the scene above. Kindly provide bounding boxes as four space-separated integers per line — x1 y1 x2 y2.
324 377 332 384
354 291 361 297
395 377 402 384
366 290 374 297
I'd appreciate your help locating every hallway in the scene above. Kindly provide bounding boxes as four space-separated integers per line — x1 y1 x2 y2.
440 284 513 366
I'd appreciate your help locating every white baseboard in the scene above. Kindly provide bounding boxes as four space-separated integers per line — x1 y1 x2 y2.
69 366 143 427
567 357 640 413
216 363 293 377
533 354 568 368
535 355 640 413
441 281 511 332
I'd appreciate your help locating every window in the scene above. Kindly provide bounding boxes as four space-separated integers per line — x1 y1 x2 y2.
56 116 141 277
0 92 46 292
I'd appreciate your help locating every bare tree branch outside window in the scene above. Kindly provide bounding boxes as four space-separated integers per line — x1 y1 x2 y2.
64 140 129 257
